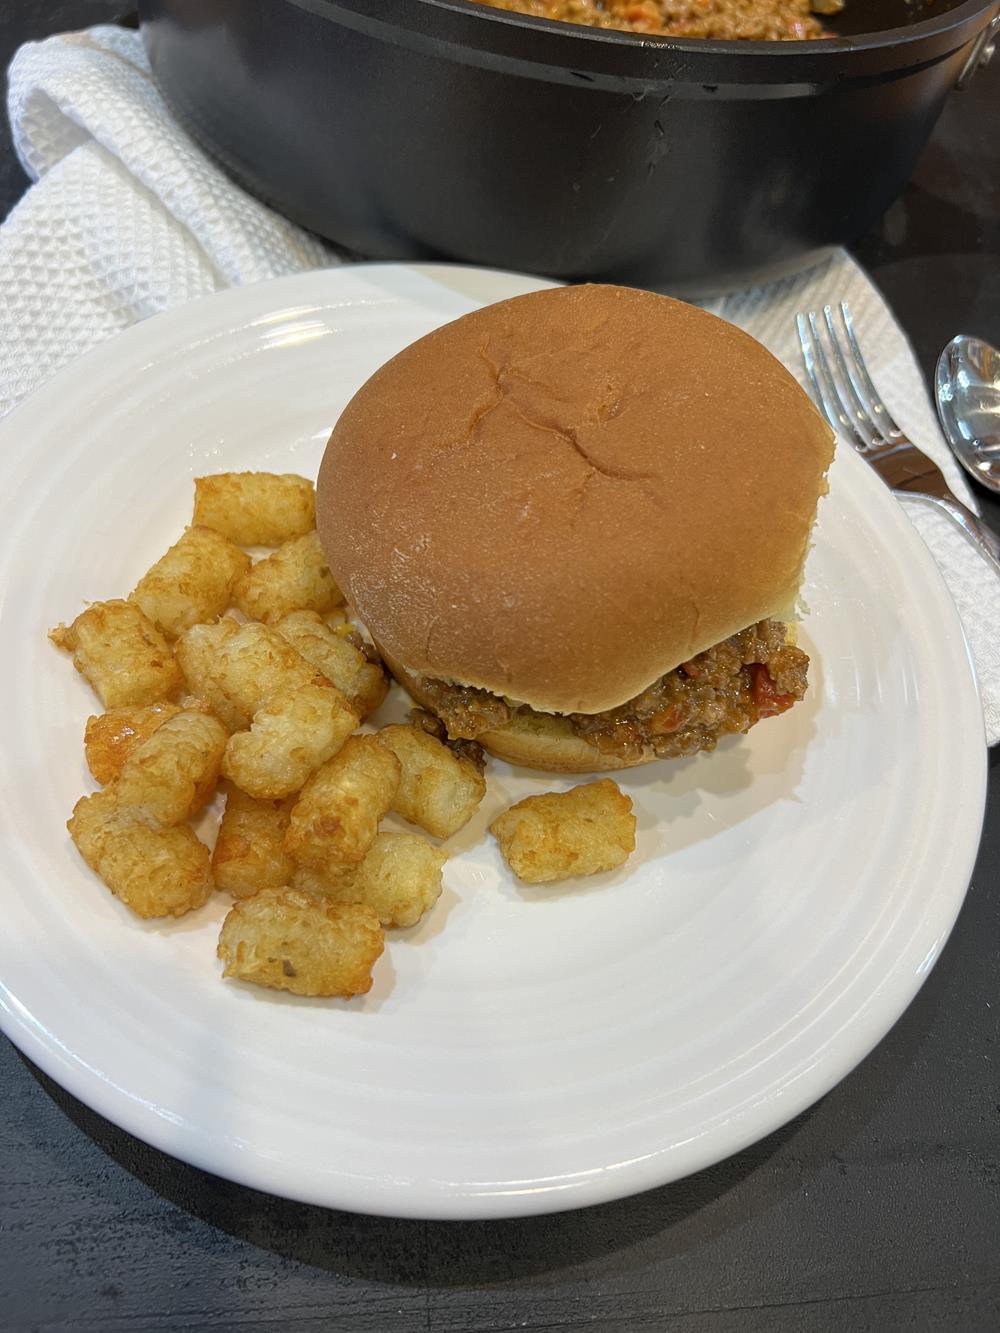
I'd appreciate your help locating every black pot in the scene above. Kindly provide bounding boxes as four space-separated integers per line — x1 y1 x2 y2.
140 0 999 294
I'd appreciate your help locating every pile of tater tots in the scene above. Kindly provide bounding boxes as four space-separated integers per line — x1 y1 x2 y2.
51 472 636 1001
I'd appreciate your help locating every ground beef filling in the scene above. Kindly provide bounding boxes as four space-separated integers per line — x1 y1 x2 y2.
476 0 841 41
415 620 808 762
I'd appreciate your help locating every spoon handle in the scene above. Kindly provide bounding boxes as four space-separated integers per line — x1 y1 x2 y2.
902 491 1000 579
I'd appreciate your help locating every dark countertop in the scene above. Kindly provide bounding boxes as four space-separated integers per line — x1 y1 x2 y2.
1 5 998 1331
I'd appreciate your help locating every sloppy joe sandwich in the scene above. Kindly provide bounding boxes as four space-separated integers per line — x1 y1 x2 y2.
317 284 834 772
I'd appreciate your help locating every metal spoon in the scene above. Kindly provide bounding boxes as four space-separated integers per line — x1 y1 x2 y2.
935 335 1000 494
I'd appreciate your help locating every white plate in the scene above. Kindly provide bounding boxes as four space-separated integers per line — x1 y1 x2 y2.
0 264 986 1220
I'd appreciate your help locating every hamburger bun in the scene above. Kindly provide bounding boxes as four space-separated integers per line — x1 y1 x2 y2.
380 648 644 773
317 283 834 768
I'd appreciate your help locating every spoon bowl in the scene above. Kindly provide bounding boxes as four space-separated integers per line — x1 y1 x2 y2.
935 335 1000 494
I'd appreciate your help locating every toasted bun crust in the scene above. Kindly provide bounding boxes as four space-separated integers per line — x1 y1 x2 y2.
318 284 833 716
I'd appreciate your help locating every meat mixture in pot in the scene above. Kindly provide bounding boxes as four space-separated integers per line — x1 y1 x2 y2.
415 619 809 763
476 0 842 41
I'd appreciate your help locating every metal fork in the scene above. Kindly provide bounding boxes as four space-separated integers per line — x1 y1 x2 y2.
796 302 1000 576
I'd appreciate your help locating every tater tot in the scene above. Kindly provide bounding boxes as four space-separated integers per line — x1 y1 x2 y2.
212 784 296 899
489 780 636 884
201 615 317 719
115 709 228 827
68 789 213 919
377 724 486 840
232 531 343 624
193 471 315 546
293 832 446 929
177 619 320 730
284 734 400 871
84 701 185 785
128 525 250 638
217 887 383 997
222 681 358 800
275 611 388 718
49 599 182 708
174 619 248 732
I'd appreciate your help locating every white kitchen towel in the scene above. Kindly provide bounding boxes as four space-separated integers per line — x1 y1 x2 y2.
3 25 998 743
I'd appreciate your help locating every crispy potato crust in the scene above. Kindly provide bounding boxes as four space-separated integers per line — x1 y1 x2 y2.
217 887 384 997
50 600 182 708
212 785 296 899
68 788 213 918
284 734 400 871
377 723 486 840
233 531 343 624
193 472 315 546
84 701 186 785
174 619 248 731
293 832 446 928
205 619 322 715
177 619 320 728
489 779 636 883
129 525 250 638
115 709 228 827
222 680 358 800
275 610 388 718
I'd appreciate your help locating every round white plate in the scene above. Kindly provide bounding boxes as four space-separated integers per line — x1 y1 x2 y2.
0 264 986 1220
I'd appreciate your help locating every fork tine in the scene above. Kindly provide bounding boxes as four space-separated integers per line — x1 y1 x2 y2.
796 311 872 451
838 303 905 443
795 313 835 429
811 310 886 450
820 305 887 447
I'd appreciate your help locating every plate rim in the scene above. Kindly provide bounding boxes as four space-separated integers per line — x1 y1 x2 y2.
0 262 987 1219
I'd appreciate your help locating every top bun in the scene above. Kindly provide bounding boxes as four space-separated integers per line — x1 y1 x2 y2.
317 284 834 716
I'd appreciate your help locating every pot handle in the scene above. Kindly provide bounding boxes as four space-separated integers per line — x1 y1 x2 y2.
955 11 1000 89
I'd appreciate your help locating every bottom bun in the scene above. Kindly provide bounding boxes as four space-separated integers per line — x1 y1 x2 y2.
477 710 659 774
383 653 659 774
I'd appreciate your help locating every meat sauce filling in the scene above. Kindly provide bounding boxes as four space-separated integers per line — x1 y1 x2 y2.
415 619 808 762
476 0 842 41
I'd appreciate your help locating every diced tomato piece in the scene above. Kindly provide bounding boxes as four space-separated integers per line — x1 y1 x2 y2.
750 663 795 718
649 703 684 735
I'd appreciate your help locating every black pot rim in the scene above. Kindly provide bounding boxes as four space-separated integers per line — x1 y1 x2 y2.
418 0 996 54
283 0 999 83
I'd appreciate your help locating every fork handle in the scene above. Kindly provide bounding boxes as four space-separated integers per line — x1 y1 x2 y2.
900 491 1000 579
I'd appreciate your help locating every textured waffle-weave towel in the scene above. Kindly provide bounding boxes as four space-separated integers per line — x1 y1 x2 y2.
2 25 997 743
